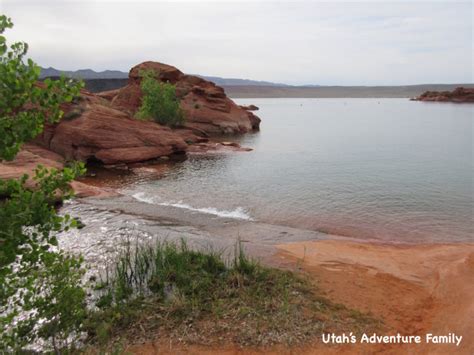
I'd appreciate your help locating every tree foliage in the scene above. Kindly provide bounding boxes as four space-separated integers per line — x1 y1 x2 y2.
135 69 185 127
0 16 81 161
0 15 86 352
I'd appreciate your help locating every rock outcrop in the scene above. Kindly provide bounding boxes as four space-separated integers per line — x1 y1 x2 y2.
0 144 114 198
108 61 261 134
0 144 65 181
5 60 260 176
2 61 261 197
412 87 474 103
35 91 188 165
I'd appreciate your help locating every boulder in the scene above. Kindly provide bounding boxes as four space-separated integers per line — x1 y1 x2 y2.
1 61 262 199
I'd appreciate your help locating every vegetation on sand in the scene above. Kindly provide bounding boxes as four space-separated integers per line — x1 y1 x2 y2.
85 240 379 349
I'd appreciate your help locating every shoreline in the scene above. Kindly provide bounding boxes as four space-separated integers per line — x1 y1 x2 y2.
68 194 474 354
72 190 472 247
223 84 474 99
12 144 470 353
18 114 464 353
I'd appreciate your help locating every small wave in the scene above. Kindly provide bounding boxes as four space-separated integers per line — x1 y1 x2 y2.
131 192 253 221
132 192 155 204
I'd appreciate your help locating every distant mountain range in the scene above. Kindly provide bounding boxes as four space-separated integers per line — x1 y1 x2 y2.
39 67 473 98
39 66 292 87
40 67 129 80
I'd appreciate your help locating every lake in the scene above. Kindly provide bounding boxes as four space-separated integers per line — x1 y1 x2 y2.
125 98 473 243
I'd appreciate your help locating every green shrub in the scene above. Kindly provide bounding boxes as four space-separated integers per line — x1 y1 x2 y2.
135 70 185 127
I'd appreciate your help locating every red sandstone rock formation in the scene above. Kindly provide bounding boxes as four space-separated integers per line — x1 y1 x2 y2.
0 143 114 198
412 87 474 103
108 61 261 134
4 61 260 178
2 61 260 197
35 91 188 165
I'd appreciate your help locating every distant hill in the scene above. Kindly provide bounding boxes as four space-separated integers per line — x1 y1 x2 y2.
40 67 129 79
39 66 290 86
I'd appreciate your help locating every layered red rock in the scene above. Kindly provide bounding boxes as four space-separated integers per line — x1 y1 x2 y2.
4 61 260 174
0 143 64 181
412 87 474 103
2 61 261 198
35 92 188 165
108 61 261 134
0 143 114 198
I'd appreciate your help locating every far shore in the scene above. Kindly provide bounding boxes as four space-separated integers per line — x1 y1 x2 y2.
79 78 474 98
223 83 474 98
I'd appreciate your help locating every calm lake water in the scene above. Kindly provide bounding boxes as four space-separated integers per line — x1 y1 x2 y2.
126 99 473 243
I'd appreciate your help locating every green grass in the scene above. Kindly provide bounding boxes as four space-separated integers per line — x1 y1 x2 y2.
84 240 380 349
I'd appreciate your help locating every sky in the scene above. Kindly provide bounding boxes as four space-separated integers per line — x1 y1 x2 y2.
1 0 472 85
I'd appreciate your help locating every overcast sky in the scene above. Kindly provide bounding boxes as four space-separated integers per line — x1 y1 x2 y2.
1 0 472 85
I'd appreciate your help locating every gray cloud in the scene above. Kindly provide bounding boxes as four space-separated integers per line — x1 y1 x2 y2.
2 0 472 85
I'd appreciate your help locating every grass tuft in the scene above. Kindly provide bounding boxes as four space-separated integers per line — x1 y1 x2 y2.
84 240 380 349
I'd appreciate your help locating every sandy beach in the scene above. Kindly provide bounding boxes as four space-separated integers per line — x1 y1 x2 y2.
276 240 474 354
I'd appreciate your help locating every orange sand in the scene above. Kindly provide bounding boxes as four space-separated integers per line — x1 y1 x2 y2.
275 240 474 354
